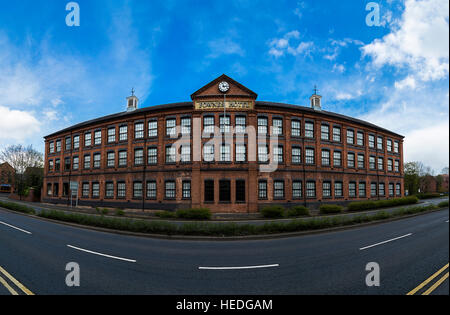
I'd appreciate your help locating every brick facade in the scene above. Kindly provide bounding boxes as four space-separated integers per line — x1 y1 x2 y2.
43 75 405 213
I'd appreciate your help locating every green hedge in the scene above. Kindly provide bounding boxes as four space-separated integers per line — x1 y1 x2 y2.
175 208 212 220
261 205 285 218
0 201 35 214
286 206 310 217
438 200 449 208
347 196 419 212
319 205 343 214
155 211 177 219
415 193 441 199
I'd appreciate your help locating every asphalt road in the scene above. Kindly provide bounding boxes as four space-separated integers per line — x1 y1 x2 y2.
0 206 448 295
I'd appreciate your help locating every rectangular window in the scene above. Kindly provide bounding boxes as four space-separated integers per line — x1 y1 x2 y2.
396 183 401 196
82 183 90 198
49 142 55 154
181 145 191 163
333 151 342 167
219 180 231 202
305 122 314 138
203 144 215 162
135 122 144 139
394 141 399 153
84 133 91 147
291 120 301 137
387 139 392 152
274 146 283 163
334 182 343 197
65 137 72 151
146 181 157 199
48 160 54 171
55 159 60 171
258 145 268 163
107 152 115 168
258 117 268 135
293 181 302 199
273 118 283 135
347 130 354 144
108 128 116 143
220 116 231 133
274 180 285 199
347 153 355 168
73 157 79 170
371 183 377 197
64 158 71 171
377 137 383 150
388 159 393 171
379 183 385 196
204 180 214 202
166 119 176 137
134 149 144 166
92 183 100 198
118 151 127 167
148 120 158 138
182 181 191 199
148 148 157 165
165 181 176 199
333 126 341 142
258 180 267 199
47 183 52 196
133 182 143 198
395 160 400 172
117 182 126 198
369 135 375 148
236 116 247 134
359 182 366 197
321 124 329 140
105 182 114 198
119 125 128 141
83 155 91 169
378 157 384 170
305 148 315 165
93 153 101 168
349 182 356 197
306 181 316 198
323 182 331 198
236 144 246 162
181 118 191 135
220 145 231 162
73 136 80 149
357 132 364 146
292 147 302 164
389 183 394 196
369 156 376 170
94 130 102 145
203 116 215 134
321 150 330 166
56 140 61 153
236 180 246 203
166 146 176 163
358 154 365 169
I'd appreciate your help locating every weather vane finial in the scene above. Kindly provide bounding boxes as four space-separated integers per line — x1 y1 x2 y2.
131 88 135 96
313 85 319 95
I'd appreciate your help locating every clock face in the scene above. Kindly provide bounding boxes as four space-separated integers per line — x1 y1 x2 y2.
218 81 230 93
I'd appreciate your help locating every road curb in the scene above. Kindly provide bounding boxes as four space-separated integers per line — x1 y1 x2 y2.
0 206 447 241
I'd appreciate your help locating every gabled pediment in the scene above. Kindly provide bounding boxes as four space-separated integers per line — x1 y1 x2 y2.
191 74 258 100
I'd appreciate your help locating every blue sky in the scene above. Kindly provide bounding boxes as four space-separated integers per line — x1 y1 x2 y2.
0 0 448 172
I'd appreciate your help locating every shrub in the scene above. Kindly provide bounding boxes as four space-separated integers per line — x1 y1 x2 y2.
115 209 125 216
286 206 310 217
347 196 418 212
319 204 343 214
175 208 211 220
0 201 35 215
260 205 285 218
415 193 441 200
101 208 109 215
438 200 449 208
155 211 177 219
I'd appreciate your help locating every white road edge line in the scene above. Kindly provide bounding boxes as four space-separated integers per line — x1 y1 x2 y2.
0 221 32 235
199 264 279 270
359 233 412 251
67 245 137 263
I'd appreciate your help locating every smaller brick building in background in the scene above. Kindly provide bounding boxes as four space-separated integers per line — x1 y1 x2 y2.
0 162 15 193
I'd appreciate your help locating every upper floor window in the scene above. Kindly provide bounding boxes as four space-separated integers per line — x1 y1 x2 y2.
358 154 365 169
166 119 176 137
166 146 176 163
377 136 383 150
321 150 330 166
347 129 354 145
203 116 215 135
236 116 247 134
347 153 355 168
134 148 144 166
118 151 127 167
94 130 102 145
203 144 215 162
357 132 364 146
220 144 231 162
387 159 393 171
84 133 91 147
181 145 191 163
73 157 79 170
148 120 158 138
369 156 376 169
84 155 91 169
236 144 246 162
305 148 315 165
49 142 55 154
394 141 399 153
274 146 283 163
305 122 314 138
119 125 128 141
292 147 302 164
369 135 375 148
48 160 54 171
258 117 268 135
108 128 116 143
378 157 384 170
291 120 301 137
56 140 61 152
395 160 400 172
333 126 341 142
73 136 80 149
220 116 231 133
333 151 342 167
65 137 71 151
321 125 330 140
93 153 101 168
387 139 393 152
181 117 191 135
148 147 157 165
258 145 268 163
64 157 71 170
273 118 283 135
135 122 144 139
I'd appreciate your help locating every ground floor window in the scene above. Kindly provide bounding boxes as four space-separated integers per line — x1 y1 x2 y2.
274 180 285 199
117 182 126 198
47 183 52 196
236 180 246 203
133 182 143 198
349 182 356 197
359 182 366 197
323 181 331 198
82 183 89 198
204 180 214 202
105 182 114 198
306 181 316 198
165 181 176 199
379 183 385 196
334 182 343 197
396 183 401 196
293 181 302 199
258 180 267 199
371 183 377 197
92 183 100 198
219 180 231 202
389 183 394 196
182 181 191 199
147 181 157 199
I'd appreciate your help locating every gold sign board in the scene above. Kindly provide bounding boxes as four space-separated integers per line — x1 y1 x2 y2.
195 101 254 110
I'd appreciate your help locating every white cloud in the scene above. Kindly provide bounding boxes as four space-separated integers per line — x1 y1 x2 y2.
208 38 245 58
362 0 449 82
0 106 40 141
394 75 416 90
268 31 313 58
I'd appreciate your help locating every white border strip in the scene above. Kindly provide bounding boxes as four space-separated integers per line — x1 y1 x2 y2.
359 233 412 251
199 264 279 270
0 221 32 235
67 245 137 263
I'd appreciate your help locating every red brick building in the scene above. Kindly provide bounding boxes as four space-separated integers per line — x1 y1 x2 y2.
0 162 15 193
43 75 405 212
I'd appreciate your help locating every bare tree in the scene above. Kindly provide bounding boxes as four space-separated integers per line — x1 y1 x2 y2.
0 145 43 174
441 167 449 175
